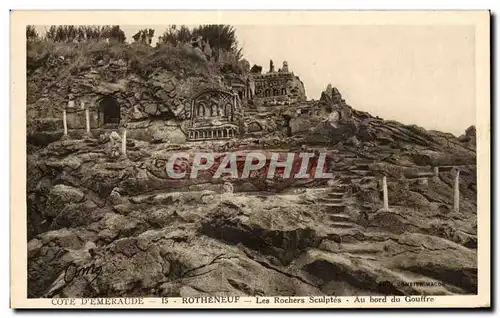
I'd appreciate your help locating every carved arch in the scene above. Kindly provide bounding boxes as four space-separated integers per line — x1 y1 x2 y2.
190 88 235 121
247 121 264 133
97 95 120 126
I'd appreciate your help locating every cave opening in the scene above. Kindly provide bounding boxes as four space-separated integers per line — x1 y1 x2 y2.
99 96 121 125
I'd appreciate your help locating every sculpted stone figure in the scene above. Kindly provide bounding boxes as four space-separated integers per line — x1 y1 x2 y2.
222 182 234 195
282 61 289 72
203 41 212 57
106 131 122 159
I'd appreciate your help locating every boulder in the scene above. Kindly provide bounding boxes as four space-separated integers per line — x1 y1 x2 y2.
44 185 85 218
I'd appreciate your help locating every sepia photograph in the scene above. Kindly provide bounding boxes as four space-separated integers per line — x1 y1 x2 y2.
10 10 490 309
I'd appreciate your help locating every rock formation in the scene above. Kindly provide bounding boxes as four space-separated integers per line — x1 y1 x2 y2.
26 41 477 299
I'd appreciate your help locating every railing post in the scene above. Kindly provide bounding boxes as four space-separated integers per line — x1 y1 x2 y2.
382 176 389 210
85 103 90 135
433 166 439 182
121 128 127 156
62 109 68 136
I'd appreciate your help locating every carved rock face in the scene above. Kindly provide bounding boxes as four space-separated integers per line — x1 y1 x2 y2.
222 182 234 194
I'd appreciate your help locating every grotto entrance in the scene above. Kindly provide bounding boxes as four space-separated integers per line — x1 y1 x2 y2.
99 96 121 126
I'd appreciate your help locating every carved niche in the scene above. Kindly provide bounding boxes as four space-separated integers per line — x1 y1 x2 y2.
187 89 242 141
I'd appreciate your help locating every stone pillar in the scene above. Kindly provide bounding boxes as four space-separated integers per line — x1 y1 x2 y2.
121 129 127 156
85 104 90 134
433 166 439 182
382 176 389 210
232 94 236 120
454 170 460 213
62 109 68 136
190 100 195 125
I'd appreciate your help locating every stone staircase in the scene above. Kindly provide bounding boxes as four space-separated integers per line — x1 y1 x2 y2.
341 162 378 185
316 185 364 231
315 156 380 232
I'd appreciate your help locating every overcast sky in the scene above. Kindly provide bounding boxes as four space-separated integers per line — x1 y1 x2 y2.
36 25 476 136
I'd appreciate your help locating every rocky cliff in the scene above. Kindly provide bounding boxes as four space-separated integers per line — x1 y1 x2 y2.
26 41 477 298
27 40 246 147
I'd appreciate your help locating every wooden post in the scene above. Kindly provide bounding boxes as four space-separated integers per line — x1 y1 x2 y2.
121 129 127 156
382 176 389 210
85 104 90 134
433 166 439 182
454 170 460 213
62 109 68 136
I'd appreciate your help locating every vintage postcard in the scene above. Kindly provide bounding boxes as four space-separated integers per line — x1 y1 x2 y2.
11 10 490 309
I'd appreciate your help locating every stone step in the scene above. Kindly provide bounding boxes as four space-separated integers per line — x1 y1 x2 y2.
352 164 371 170
336 153 357 158
349 169 374 176
318 197 344 204
330 169 351 173
340 173 377 178
339 174 363 180
330 221 358 229
324 227 364 237
329 214 352 222
328 192 345 198
351 176 378 181
322 201 345 207
323 204 346 213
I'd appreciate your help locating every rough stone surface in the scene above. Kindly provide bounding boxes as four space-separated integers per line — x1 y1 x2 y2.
27 122 477 297
26 43 477 299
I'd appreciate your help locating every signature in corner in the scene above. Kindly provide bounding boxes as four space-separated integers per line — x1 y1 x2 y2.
63 262 102 284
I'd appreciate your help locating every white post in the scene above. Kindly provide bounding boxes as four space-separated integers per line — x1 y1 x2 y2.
85 105 90 134
62 109 68 136
433 166 439 182
121 129 127 156
454 170 460 213
382 176 389 210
